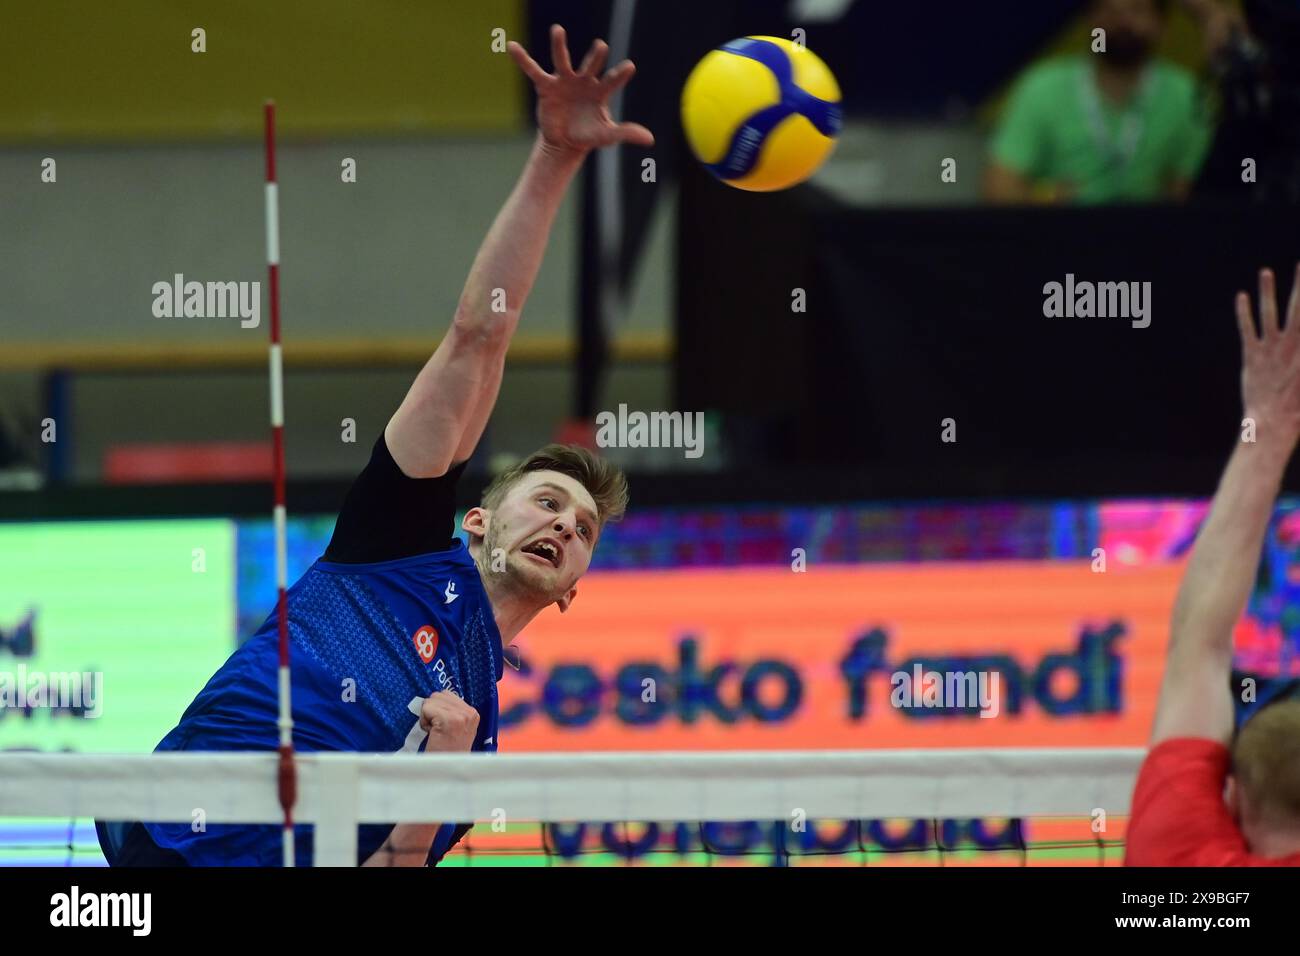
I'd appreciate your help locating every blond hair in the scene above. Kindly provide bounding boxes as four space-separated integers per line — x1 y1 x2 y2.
1232 699 1300 825
481 445 628 531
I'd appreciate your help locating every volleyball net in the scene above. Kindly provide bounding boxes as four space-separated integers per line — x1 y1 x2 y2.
0 748 1143 867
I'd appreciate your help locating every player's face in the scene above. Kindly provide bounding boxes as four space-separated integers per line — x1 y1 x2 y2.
488 471 599 603
1096 0 1164 56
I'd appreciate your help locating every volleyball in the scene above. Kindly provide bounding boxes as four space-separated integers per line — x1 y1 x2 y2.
680 36 842 192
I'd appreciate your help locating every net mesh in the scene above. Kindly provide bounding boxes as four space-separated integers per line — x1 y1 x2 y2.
0 749 1143 867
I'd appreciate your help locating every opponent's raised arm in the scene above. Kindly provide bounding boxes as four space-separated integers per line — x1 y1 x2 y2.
1151 266 1300 745
384 25 654 478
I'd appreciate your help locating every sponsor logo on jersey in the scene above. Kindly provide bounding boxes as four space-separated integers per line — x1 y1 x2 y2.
413 625 439 664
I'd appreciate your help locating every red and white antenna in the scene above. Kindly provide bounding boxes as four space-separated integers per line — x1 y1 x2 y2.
264 99 297 867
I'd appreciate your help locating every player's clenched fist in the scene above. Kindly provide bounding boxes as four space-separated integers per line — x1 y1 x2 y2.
419 691 479 752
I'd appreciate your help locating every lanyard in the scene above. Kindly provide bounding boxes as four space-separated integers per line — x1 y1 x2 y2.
1078 63 1150 171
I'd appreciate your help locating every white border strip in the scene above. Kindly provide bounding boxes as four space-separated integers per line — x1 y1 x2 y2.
0 749 1144 825
268 345 284 428
264 182 280 265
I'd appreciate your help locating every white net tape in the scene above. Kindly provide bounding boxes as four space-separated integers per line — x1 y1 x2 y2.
0 749 1144 866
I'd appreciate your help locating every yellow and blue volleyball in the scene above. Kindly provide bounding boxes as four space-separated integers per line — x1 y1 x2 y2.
681 36 842 192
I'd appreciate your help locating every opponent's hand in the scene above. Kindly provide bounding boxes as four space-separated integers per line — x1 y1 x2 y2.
418 691 480 752
1238 264 1300 447
507 24 654 154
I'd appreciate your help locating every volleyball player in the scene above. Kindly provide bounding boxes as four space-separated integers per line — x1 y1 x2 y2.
97 25 649 867
1126 265 1300 865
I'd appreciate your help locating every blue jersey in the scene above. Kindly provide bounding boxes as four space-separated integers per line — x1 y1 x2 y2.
144 539 503 866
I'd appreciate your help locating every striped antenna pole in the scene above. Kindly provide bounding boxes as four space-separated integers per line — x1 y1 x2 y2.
264 99 297 867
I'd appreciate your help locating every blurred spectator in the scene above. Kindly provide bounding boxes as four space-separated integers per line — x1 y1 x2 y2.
0 410 41 491
1194 0 1300 203
985 0 1221 204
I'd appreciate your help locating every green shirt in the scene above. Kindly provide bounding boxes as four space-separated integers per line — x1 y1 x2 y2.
990 56 1211 203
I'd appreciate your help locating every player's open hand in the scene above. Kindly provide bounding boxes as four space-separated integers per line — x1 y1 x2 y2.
507 24 654 154
419 691 480 752
1238 264 1300 447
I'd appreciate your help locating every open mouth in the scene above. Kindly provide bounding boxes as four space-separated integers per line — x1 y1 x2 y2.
521 538 562 569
